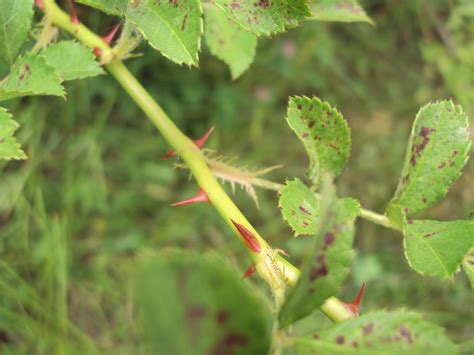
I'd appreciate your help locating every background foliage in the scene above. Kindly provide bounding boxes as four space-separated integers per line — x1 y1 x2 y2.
0 0 473 353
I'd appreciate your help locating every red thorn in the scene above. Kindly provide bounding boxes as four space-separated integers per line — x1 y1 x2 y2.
342 284 366 316
102 23 121 45
231 220 262 253
194 126 215 149
92 47 102 58
352 283 366 308
35 0 45 10
162 148 176 160
242 265 256 279
69 0 79 24
162 127 214 160
170 188 210 207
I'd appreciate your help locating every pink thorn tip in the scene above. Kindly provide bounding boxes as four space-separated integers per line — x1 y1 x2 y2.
242 265 256 279
162 127 214 160
162 148 176 160
231 220 262 253
92 47 102 58
194 126 215 149
352 283 366 308
35 0 45 10
170 188 210 207
69 0 79 24
342 283 366 316
102 23 121 45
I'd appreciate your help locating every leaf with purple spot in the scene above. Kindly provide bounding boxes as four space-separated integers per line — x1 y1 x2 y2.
278 176 358 327
134 249 272 354
214 0 310 36
403 219 474 278
278 178 359 237
295 310 456 354
286 96 351 187
387 101 471 227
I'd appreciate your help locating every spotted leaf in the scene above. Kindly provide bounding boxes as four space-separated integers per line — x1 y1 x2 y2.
279 178 359 237
295 310 456 354
404 219 474 278
126 0 202 66
278 176 358 327
0 107 26 160
214 0 310 36
387 101 471 226
0 54 64 101
204 4 257 79
308 0 374 25
135 249 272 354
286 96 351 187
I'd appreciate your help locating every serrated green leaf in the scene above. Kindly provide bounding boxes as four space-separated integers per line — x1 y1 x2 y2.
0 107 26 160
135 249 272 355
0 0 34 65
278 178 360 236
308 0 374 25
387 101 471 225
404 219 474 278
214 0 310 36
463 248 474 289
278 176 358 327
0 54 64 101
205 5 257 79
41 41 104 81
76 0 127 15
126 0 202 66
286 96 351 186
279 178 320 236
295 310 457 354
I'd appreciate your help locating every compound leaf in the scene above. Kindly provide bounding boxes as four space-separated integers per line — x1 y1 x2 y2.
0 0 34 65
278 176 358 327
387 101 471 226
309 0 374 25
205 5 257 79
295 310 457 354
127 0 202 66
0 107 26 160
286 96 351 186
278 178 360 236
0 54 65 101
214 0 310 36
135 249 272 355
76 0 127 15
41 41 104 81
404 219 474 278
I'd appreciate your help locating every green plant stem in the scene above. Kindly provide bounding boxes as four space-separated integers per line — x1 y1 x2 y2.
248 177 401 232
43 0 356 322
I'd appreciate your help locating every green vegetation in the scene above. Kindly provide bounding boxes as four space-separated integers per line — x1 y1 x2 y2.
0 0 473 354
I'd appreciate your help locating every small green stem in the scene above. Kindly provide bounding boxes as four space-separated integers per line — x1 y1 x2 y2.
246 177 401 232
43 0 356 323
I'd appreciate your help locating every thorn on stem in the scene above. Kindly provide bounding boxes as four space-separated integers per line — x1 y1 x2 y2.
35 0 45 10
163 126 215 160
69 0 80 24
342 283 366 316
231 220 262 253
92 47 102 58
170 188 210 207
242 265 256 279
102 23 121 45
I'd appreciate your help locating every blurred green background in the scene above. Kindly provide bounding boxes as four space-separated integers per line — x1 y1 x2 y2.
1 0 473 353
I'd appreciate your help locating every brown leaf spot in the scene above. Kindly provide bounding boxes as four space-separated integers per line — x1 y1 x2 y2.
216 310 229 324
210 332 248 355
362 323 374 335
309 264 328 281
181 14 188 31
399 326 413 344
335 335 345 345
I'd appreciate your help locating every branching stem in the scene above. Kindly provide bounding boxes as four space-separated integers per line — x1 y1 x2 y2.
42 0 355 322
